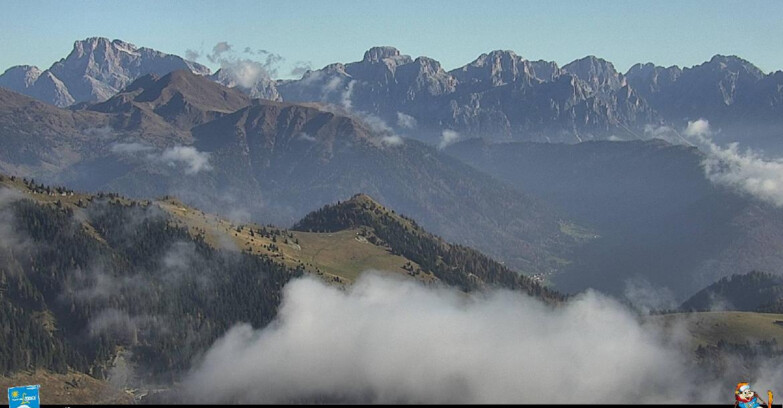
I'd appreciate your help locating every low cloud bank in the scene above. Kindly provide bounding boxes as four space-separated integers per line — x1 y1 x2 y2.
182 272 749 404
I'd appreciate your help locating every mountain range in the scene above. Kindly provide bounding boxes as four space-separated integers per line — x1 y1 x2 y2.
2 37 782 145
2 36 783 299
277 48 783 145
0 70 580 278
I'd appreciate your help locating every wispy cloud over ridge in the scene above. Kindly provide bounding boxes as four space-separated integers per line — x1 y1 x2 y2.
110 142 212 175
438 129 460 150
685 119 783 207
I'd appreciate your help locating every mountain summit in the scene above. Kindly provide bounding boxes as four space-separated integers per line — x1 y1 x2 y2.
86 69 251 131
0 37 210 107
293 193 565 301
362 46 409 63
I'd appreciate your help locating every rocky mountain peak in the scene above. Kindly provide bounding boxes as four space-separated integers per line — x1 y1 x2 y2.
562 55 625 95
394 56 457 98
626 62 656 76
322 62 348 74
87 69 251 131
563 55 620 79
30 71 75 107
0 65 43 92
1 64 42 77
0 36 212 107
71 37 114 54
413 56 441 69
362 46 408 63
528 60 562 82
469 50 524 69
705 54 765 79
485 49 521 60
451 49 534 88
625 63 682 98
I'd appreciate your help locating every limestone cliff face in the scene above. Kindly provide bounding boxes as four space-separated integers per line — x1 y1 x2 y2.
0 37 210 107
277 47 662 142
277 48 783 143
3 39 782 143
626 55 781 125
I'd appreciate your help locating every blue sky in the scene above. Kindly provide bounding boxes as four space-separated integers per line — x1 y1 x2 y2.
2 0 781 78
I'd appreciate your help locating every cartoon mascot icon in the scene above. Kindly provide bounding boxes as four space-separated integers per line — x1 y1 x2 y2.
735 382 771 408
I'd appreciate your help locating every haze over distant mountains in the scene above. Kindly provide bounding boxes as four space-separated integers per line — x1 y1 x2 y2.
2 36 783 300
445 138 783 298
0 70 580 279
2 37 782 145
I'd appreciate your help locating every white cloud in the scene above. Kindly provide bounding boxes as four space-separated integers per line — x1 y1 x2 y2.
207 41 284 83
183 272 733 404
185 49 201 61
207 42 232 63
296 132 316 142
380 135 404 146
642 124 694 146
684 119 711 137
340 80 356 110
322 76 342 92
359 112 394 134
396 112 417 129
87 308 165 341
683 119 783 207
622 276 678 314
644 124 675 138
702 142 783 206
111 142 212 175
157 146 212 174
65 267 135 302
298 69 325 87
290 61 313 78
350 111 404 147
218 59 269 89
438 129 461 150
110 142 155 154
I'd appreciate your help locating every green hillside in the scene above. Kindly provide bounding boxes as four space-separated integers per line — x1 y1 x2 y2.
649 311 783 347
293 193 565 303
156 197 433 285
0 174 567 397
681 271 783 313
0 175 298 381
